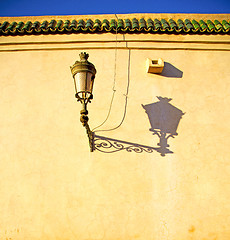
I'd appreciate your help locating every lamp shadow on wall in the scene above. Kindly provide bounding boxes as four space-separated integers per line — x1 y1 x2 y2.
160 62 183 78
142 97 185 156
93 97 184 156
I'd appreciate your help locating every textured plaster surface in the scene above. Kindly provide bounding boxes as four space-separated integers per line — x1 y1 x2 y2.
0 20 230 239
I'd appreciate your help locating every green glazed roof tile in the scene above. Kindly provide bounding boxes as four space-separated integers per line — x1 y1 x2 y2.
15 21 24 31
85 19 93 29
191 20 200 31
70 20 77 28
31 21 40 30
63 20 70 29
117 19 124 29
168 19 177 30
93 19 101 29
48 20 56 30
102 19 109 30
6 21 17 32
207 20 215 31
22 21 32 31
177 19 184 30
214 20 222 30
154 19 162 29
161 19 170 30
124 19 132 29
146 18 154 29
132 18 139 29
199 20 207 31
0 21 9 31
110 19 117 29
222 20 230 30
56 20 63 30
77 19 85 28
139 18 146 29
0 17 229 35
40 20 48 30
184 19 194 30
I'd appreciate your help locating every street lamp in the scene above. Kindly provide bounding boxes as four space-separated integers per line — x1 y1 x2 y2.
70 52 96 152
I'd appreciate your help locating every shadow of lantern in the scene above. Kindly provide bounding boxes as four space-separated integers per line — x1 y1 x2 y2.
142 97 185 156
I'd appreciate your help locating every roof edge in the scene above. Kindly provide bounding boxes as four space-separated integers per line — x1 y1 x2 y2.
0 13 230 22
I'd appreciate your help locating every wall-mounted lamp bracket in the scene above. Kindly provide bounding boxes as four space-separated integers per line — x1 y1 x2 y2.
71 52 96 152
79 101 94 152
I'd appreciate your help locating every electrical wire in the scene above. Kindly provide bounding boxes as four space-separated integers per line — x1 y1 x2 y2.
93 14 131 133
92 14 118 132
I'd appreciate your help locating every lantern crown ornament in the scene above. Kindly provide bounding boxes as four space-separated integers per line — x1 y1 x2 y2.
70 52 96 152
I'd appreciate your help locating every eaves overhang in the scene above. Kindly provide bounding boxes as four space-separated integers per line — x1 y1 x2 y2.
0 13 230 36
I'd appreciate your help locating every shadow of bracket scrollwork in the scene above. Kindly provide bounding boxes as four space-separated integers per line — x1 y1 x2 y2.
93 134 156 153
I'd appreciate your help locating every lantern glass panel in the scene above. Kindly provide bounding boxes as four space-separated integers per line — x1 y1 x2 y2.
75 72 94 99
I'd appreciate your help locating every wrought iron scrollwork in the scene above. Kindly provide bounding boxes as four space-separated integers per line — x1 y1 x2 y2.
93 135 156 153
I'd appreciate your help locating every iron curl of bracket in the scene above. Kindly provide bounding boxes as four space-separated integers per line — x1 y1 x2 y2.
93 136 155 153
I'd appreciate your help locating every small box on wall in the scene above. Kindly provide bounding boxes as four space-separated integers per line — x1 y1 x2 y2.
146 58 164 74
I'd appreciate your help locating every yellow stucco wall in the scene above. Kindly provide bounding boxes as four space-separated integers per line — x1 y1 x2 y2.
0 14 230 240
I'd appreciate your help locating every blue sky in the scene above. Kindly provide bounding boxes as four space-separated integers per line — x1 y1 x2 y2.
0 0 230 17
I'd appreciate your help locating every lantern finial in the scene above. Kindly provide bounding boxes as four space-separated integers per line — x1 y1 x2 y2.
79 52 89 62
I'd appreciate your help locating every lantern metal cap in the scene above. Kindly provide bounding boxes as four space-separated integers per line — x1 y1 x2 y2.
70 52 96 77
